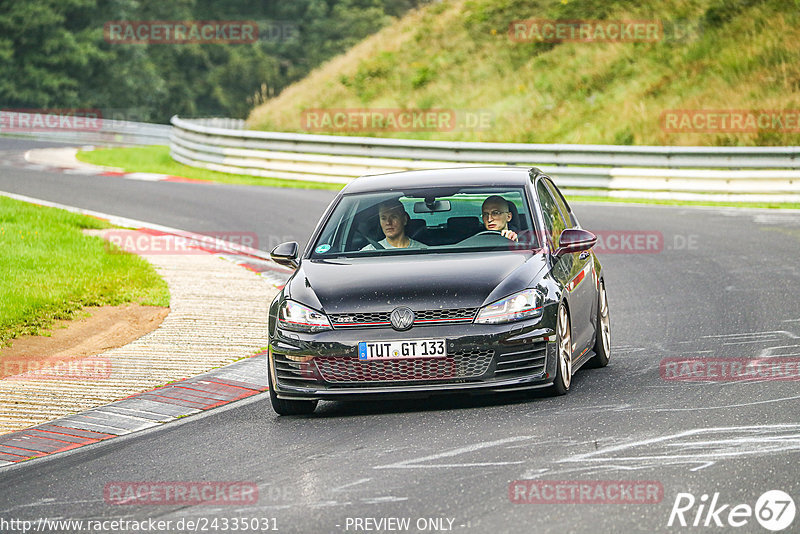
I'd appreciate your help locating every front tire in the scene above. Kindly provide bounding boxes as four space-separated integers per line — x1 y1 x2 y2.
550 303 572 396
587 279 610 368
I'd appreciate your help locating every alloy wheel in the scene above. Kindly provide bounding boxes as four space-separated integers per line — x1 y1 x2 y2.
558 304 572 389
599 283 610 358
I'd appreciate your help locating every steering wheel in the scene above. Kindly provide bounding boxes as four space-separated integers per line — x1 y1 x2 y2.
473 230 503 237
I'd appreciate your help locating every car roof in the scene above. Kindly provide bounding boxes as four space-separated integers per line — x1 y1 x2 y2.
342 166 535 194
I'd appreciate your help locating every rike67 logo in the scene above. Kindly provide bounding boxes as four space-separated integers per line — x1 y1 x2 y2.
668 490 796 531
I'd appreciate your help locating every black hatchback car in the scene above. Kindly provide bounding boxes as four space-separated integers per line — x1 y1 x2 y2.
267 167 610 415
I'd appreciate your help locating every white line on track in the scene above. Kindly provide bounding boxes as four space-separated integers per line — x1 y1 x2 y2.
331 478 372 493
373 436 533 469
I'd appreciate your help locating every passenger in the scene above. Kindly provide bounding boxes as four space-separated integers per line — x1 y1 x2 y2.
361 199 427 250
481 195 518 241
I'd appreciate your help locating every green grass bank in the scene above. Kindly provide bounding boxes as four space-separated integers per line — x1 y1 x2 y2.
0 197 170 346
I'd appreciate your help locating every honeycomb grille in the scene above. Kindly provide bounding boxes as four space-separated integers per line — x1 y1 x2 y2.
329 312 390 328
329 308 477 329
415 308 477 324
315 349 493 383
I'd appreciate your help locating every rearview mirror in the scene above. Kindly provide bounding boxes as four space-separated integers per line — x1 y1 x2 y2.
413 200 451 213
554 229 597 258
271 241 300 269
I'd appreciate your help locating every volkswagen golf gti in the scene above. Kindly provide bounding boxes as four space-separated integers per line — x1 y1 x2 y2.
267 167 610 415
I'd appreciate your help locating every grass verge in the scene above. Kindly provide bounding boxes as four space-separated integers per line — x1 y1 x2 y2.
76 146 344 190
247 0 800 147
0 196 170 347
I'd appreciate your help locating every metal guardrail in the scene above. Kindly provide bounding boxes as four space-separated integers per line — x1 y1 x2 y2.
0 111 171 146
169 115 800 201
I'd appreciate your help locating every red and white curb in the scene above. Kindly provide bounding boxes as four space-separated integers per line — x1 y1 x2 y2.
96 170 206 183
0 351 269 467
0 193 298 467
17 146 207 183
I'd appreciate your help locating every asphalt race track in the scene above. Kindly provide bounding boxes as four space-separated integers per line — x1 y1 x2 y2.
2 139 800 533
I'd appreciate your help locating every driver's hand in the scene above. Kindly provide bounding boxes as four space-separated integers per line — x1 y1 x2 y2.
501 229 518 242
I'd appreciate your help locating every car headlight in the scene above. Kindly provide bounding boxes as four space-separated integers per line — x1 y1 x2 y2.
278 300 331 333
474 289 543 324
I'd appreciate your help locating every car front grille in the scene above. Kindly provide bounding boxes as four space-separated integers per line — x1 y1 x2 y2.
328 311 390 328
328 308 477 329
415 308 477 324
314 349 493 383
494 341 547 378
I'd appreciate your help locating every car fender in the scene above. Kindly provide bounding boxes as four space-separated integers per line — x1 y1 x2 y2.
481 252 549 306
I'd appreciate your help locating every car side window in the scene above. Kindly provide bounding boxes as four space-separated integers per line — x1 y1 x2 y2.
543 179 575 228
536 180 568 248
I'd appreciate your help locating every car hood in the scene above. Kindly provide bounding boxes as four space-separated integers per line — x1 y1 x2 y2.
285 251 549 313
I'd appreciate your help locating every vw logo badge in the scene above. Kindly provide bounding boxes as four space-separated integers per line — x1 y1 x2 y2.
390 307 415 331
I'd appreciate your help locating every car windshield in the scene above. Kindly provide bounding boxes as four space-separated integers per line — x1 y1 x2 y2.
310 186 538 258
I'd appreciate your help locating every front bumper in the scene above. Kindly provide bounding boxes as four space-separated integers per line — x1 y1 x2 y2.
268 321 557 401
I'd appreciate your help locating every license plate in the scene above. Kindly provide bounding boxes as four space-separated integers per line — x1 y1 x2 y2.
358 339 447 361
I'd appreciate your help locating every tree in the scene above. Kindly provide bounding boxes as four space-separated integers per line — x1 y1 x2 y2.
0 0 99 108
0 0 434 120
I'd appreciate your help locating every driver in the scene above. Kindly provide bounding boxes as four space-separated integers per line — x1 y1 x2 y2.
361 199 427 250
481 195 518 241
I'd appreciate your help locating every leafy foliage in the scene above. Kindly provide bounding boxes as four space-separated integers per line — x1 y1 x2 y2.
0 0 432 120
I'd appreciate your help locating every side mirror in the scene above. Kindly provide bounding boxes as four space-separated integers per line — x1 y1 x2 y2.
270 241 300 269
554 229 597 258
